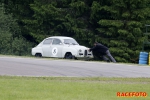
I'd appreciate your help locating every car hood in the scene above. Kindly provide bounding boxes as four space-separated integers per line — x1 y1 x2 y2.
64 45 89 50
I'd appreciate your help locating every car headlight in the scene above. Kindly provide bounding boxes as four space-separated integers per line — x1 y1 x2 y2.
79 49 82 52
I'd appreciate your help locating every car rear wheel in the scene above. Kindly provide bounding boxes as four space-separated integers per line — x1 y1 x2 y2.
35 53 42 57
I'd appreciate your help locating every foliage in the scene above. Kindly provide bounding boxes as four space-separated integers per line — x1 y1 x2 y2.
0 4 34 56
1 0 150 62
96 0 150 62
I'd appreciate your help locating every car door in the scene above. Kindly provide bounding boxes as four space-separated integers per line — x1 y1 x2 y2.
42 38 53 57
51 38 63 58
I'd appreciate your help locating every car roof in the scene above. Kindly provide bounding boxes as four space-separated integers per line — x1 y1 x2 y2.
46 36 74 39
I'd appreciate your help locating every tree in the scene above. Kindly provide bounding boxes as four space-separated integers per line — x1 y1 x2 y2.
23 0 92 45
2 0 34 41
96 0 150 62
22 0 71 42
0 3 34 55
1 0 150 62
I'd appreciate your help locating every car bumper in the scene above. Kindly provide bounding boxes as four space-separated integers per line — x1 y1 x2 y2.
75 54 93 59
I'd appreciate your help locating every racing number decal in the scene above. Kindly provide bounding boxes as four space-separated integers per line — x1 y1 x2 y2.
52 47 58 56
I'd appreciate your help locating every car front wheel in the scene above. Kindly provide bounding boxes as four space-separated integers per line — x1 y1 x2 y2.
64 53 73 59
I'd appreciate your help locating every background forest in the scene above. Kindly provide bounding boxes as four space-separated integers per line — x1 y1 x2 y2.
0 0 150 63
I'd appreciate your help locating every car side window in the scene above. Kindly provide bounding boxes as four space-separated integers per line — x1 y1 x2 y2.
43 39 52 45
52 39 62 45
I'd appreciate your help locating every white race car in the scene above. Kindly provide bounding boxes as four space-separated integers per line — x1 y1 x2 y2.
31 36 93 59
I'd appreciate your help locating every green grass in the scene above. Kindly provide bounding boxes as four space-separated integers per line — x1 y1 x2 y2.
0 76 150 100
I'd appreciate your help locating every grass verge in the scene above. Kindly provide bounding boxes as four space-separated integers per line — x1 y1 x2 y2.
0 76 149 100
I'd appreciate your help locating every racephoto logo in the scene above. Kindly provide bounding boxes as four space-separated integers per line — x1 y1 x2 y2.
117 92 147 97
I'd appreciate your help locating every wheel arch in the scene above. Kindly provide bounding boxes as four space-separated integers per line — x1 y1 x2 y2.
35 52 42 57
62 47 77 57
64 52 72 58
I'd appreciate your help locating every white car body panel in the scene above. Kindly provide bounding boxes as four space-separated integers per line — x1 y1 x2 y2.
31 36 93 59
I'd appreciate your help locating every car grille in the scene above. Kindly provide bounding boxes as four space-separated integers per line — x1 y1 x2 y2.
84 50 87 57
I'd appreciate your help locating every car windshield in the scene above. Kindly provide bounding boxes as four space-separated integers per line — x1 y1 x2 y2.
64 39 79 45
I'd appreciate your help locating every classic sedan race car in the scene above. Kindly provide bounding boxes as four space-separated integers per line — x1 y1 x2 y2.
31 36 93 59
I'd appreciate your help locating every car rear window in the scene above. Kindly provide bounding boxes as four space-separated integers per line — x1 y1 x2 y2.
43 39 52 44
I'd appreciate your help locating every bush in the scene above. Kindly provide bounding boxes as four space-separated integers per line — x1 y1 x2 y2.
0 4 35 56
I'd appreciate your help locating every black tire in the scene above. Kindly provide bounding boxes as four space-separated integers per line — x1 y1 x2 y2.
64 53 73 59
35 53 42 57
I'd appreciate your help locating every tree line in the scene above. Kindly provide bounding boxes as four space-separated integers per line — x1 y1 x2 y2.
0 0 150 62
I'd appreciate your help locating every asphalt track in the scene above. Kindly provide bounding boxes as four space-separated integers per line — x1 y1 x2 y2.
0 56 150 77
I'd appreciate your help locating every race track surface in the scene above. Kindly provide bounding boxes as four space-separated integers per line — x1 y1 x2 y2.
0 56 150 77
